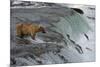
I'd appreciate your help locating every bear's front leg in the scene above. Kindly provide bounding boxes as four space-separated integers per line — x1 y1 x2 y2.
31 33 36 40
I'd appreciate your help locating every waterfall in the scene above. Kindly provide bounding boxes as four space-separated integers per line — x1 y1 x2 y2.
48 8 92 54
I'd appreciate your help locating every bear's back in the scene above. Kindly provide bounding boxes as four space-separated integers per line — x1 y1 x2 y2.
16 23 40 35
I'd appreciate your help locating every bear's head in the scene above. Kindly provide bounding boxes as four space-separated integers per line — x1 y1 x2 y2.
38 26 46 33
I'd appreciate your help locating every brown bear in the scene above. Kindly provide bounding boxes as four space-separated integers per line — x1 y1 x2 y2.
16 23 46 40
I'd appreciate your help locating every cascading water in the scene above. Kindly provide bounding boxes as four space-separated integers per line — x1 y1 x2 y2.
10 2 95 66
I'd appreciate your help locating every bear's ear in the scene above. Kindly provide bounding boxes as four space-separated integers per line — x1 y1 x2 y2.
38 24 43 28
